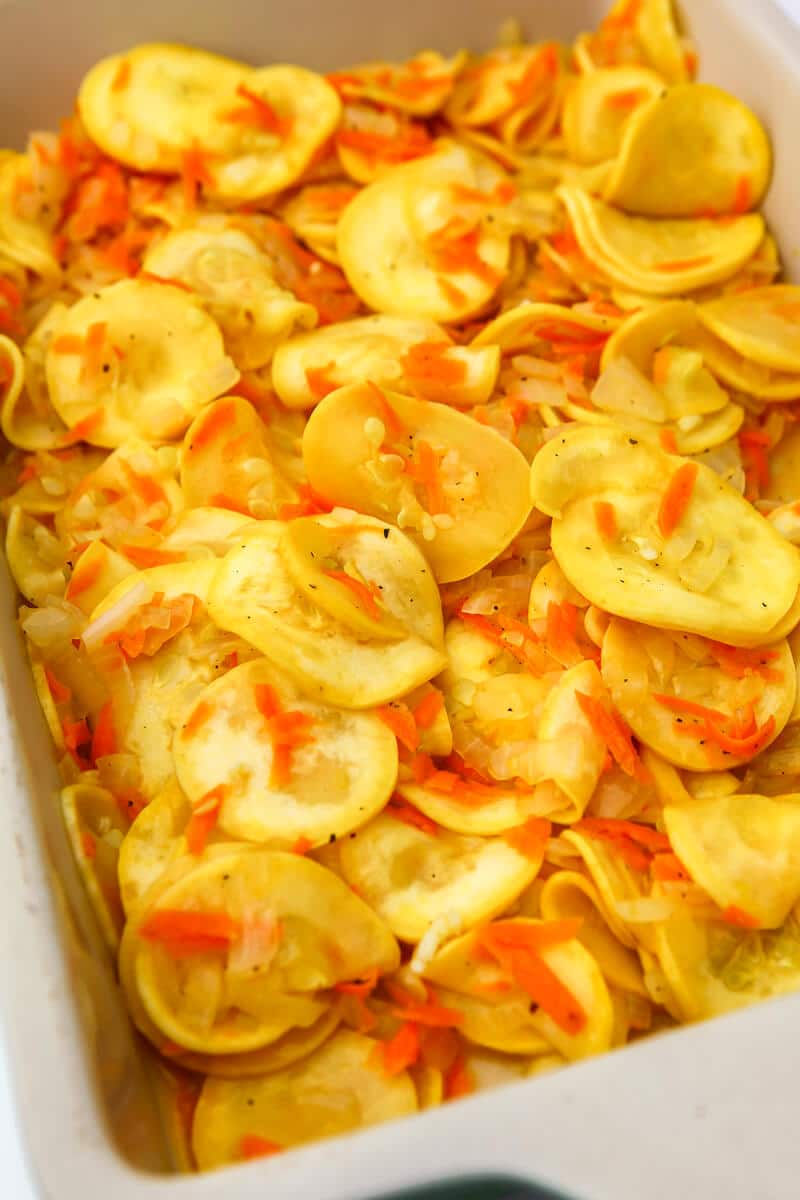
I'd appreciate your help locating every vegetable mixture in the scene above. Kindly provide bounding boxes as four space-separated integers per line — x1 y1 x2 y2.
2 0 800 1173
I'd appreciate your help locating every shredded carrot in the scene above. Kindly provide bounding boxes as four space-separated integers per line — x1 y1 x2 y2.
593 500 617 540
120 463 166 509
476 921 585 1034
380 1021 421 1075
506 42 559 106
575 691 650 782
81 831 97 859
139 908 242 957
239 1136 284 1160
139 271 194 292
702 713 775 757
190 400 238 452
426 223 503 289
62 717 92 767
738 429 770 495
389 990 463 1029
336 122 433 166
66 549 103 599
545 600 588 668
651 853 690 882
720 904 760 929
444 1055 474 1100
111 58 131 91
386 796 439 836
438 276 467 307
605 87 647 109
334 968 378 1032
209 492 250 515
90 700 116 761
305 363 339 400
323 568 383 620
365 380 405 440
399 341 466 402
185 786 225 855
120 545 184 568
654 256 713 273
278 483 334 521
505 817 552 860
405 439 447 515
57 409 104 447
652 693 732 724
412 688 444 730
181 142 216 211
45 668 71 705
708 641 781 682
291 835 313 856
377 703 418 753
115 790 148 823
223 83 292 137
658 428 678 453
657 461 698 539
732 174 752 214
254 683 315 788
51 333 86 355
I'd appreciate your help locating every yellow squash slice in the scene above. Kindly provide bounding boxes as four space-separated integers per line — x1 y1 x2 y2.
181 397 295 519
45 279 239 447
62 783 129 950
562 66 665 166
530 425 800 645
79 46 341 198
0 152 60 279
604 84 771 216
698 285 800 375
664 793 800 928
422 919 614 1061
121 849 399 1055
191 1030 417 1169
207 516 446 707
337 811 540 942
558 185 765 296
272 313 499 410
601 617 794 770
173 658 398 846
143 227 317 369
337 142 512 322
303 384 531 582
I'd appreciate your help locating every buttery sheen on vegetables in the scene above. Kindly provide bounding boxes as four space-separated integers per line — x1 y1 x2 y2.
3 0 800 1175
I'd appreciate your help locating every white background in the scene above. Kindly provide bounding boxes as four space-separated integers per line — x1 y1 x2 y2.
2 1 800 1195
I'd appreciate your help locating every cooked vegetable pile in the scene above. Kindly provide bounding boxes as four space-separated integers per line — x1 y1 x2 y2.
2 0 800 1173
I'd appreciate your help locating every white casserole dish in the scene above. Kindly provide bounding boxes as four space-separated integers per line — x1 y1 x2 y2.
1 1 800 1197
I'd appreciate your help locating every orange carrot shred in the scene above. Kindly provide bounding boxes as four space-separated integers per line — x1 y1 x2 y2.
291 835 313 855
182 700 214 738
254 683 315 788
593 500 617 540
651 853 690 882
412 688 444 730
444 1055 474 1100
185 786 226 856
240 1135 284 1160
575 691 650 782
81 832 97 859
139 908 241 957
657 462 698 539
405 439 447 515
505 817 552 860
181 142 216 211
659 428 679 453
377 703 418 753
305 363 338 400
91 700 116 762
365 381 405 440
120 545 184 568
721 904 760 929
654 256 712 273
386 796 439 836
732 175 752 214
111 59 131 91
57 409 104 447
190 400 237 452
45 668 71 704
66 549 104 599
380 1021 421 1076
223 83 292 137
323 569 383 620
